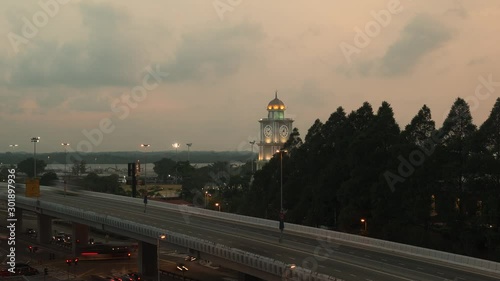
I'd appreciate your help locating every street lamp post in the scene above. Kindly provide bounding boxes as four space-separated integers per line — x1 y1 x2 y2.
157 234 166 281
9 144 18 163
360 218 367 232
172 143 180 161
277 149 288 214
186 143 192 162
277 149 287 240
249 141 256 174
215 203 221 212
283 264 296 280
61 143 70 197
31 137 40 178
204 191 209 208
172 143 180 184
141 144 151 187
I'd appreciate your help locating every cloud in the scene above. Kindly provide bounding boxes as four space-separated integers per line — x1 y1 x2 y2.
291 80 327 108
378 14 453 76
444 0 468 19
3 2 156 89
339 14 454 78
67 94 111 112
161 22 265 82
467 57 487 66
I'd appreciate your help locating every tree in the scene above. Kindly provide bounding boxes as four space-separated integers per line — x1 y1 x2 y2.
438 98 477 221
472 98 500 229
153 158 177 182
0 165 16 182
402 104 436 146
40 172 58 186
82 172 122 194
17 158 47 178
476 98 500 186
71 160 87 176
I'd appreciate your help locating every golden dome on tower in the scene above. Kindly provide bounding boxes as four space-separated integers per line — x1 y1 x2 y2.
267 91 286 110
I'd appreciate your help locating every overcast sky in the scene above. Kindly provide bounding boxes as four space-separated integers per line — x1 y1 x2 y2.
1 0 499 154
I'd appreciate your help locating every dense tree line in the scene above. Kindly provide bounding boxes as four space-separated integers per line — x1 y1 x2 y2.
237 98 500 262
153 158 253 209
1 151 256 166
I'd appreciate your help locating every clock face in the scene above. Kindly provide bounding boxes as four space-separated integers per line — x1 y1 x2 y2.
264 125 272 138
279 125 289 138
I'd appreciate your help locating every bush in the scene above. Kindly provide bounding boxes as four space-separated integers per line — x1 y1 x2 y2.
40 172 58 186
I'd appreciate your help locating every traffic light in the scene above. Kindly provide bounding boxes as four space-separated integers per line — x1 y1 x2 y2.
44 268 48 275
73 258 79 265
66 259 72 266
28 246 33 252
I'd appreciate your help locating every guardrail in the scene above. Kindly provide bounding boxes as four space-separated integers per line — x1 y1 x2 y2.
15 196 341 281
79 190 500 275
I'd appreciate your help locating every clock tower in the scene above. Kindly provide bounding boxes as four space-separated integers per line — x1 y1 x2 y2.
257 91 294 170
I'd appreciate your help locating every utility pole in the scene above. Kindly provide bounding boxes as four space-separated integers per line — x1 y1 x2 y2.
249 141 256 174
186 143 192 162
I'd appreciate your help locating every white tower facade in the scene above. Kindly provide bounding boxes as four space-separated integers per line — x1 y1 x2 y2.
257 91 294 170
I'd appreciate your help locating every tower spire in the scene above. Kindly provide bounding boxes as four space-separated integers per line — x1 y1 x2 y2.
275 90 278 99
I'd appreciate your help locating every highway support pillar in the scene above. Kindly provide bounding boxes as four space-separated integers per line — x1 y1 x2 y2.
72 223 89 256
37 214 53 244
138 241 157 278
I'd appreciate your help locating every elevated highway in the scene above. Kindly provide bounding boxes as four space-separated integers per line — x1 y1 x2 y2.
3 185 500 281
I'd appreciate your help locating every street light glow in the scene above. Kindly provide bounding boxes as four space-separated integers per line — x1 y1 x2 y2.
157 233 166 281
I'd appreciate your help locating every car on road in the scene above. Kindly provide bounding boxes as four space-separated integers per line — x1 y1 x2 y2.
26 228 37 238
52 232 71 244
125 272 142 280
